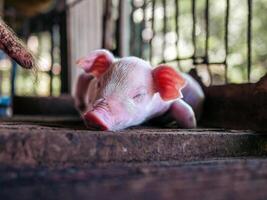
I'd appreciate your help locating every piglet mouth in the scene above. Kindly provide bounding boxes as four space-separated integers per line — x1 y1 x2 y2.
83 112 110 131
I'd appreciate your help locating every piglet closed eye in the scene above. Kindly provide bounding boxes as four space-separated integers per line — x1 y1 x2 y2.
74 49 204 131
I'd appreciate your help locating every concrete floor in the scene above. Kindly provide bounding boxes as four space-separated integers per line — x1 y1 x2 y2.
1 159 267 200
0 116 267 199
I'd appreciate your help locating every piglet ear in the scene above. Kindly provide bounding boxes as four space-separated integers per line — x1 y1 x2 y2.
76 49 114 77
152 65 186 101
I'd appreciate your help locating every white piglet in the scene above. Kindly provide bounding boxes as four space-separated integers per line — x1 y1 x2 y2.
74 49 204 131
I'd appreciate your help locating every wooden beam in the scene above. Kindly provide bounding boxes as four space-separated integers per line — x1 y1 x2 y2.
118 0 130 57
12 95 79 116
0 0 3 17
66 0 103 95
200 74 267 131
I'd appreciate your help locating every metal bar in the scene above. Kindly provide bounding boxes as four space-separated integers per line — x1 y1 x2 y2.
224 0 230 83
11 60 17 96
49 26 54 96
205 0 212 84
162 0 167 63
194 61 226 65
149 0 155 62
117 0 123 56
247 0 253 82
191 0 196 61
59 10 69 94
130 0 136 55
0 71 2 96
140 0 147 58
102 0 109 49
159 55 208 63
161 60 226 66
119 0 130 57
175 0 182 71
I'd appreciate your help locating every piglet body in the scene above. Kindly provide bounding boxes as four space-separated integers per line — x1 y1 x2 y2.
74 49 204 131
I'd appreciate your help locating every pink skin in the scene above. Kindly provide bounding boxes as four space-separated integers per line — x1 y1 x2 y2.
74 49 204 131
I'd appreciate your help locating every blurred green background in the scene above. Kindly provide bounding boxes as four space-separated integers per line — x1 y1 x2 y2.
0 0 266 97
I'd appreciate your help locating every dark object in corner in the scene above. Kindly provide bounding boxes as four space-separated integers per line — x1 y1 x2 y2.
200 73 267 131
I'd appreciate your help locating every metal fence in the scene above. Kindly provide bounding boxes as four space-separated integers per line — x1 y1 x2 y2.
126 0 256 85
3 0 265 98
18 9 69 96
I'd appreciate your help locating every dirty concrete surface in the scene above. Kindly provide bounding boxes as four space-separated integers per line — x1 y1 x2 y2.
0 116 267 200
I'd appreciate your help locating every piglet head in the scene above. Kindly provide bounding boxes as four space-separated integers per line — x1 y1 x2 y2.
77 49 186 131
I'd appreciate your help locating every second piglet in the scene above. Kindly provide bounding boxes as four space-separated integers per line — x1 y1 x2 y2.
74 49 204 131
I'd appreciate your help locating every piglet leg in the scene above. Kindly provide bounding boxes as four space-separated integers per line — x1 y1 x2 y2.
169 99 196 128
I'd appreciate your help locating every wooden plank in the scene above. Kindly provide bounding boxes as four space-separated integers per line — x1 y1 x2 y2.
200 73 267 131
12 95 79 115
0 0 3 16
1 159 267 200
0 118 266 167
66 0 103 94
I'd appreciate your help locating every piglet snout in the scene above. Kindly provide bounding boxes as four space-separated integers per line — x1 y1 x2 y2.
83 112 110 131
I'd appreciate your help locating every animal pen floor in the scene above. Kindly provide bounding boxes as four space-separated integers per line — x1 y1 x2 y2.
1 116 267 200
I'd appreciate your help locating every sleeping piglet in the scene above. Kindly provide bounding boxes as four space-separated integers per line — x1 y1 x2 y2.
74 49 204 131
